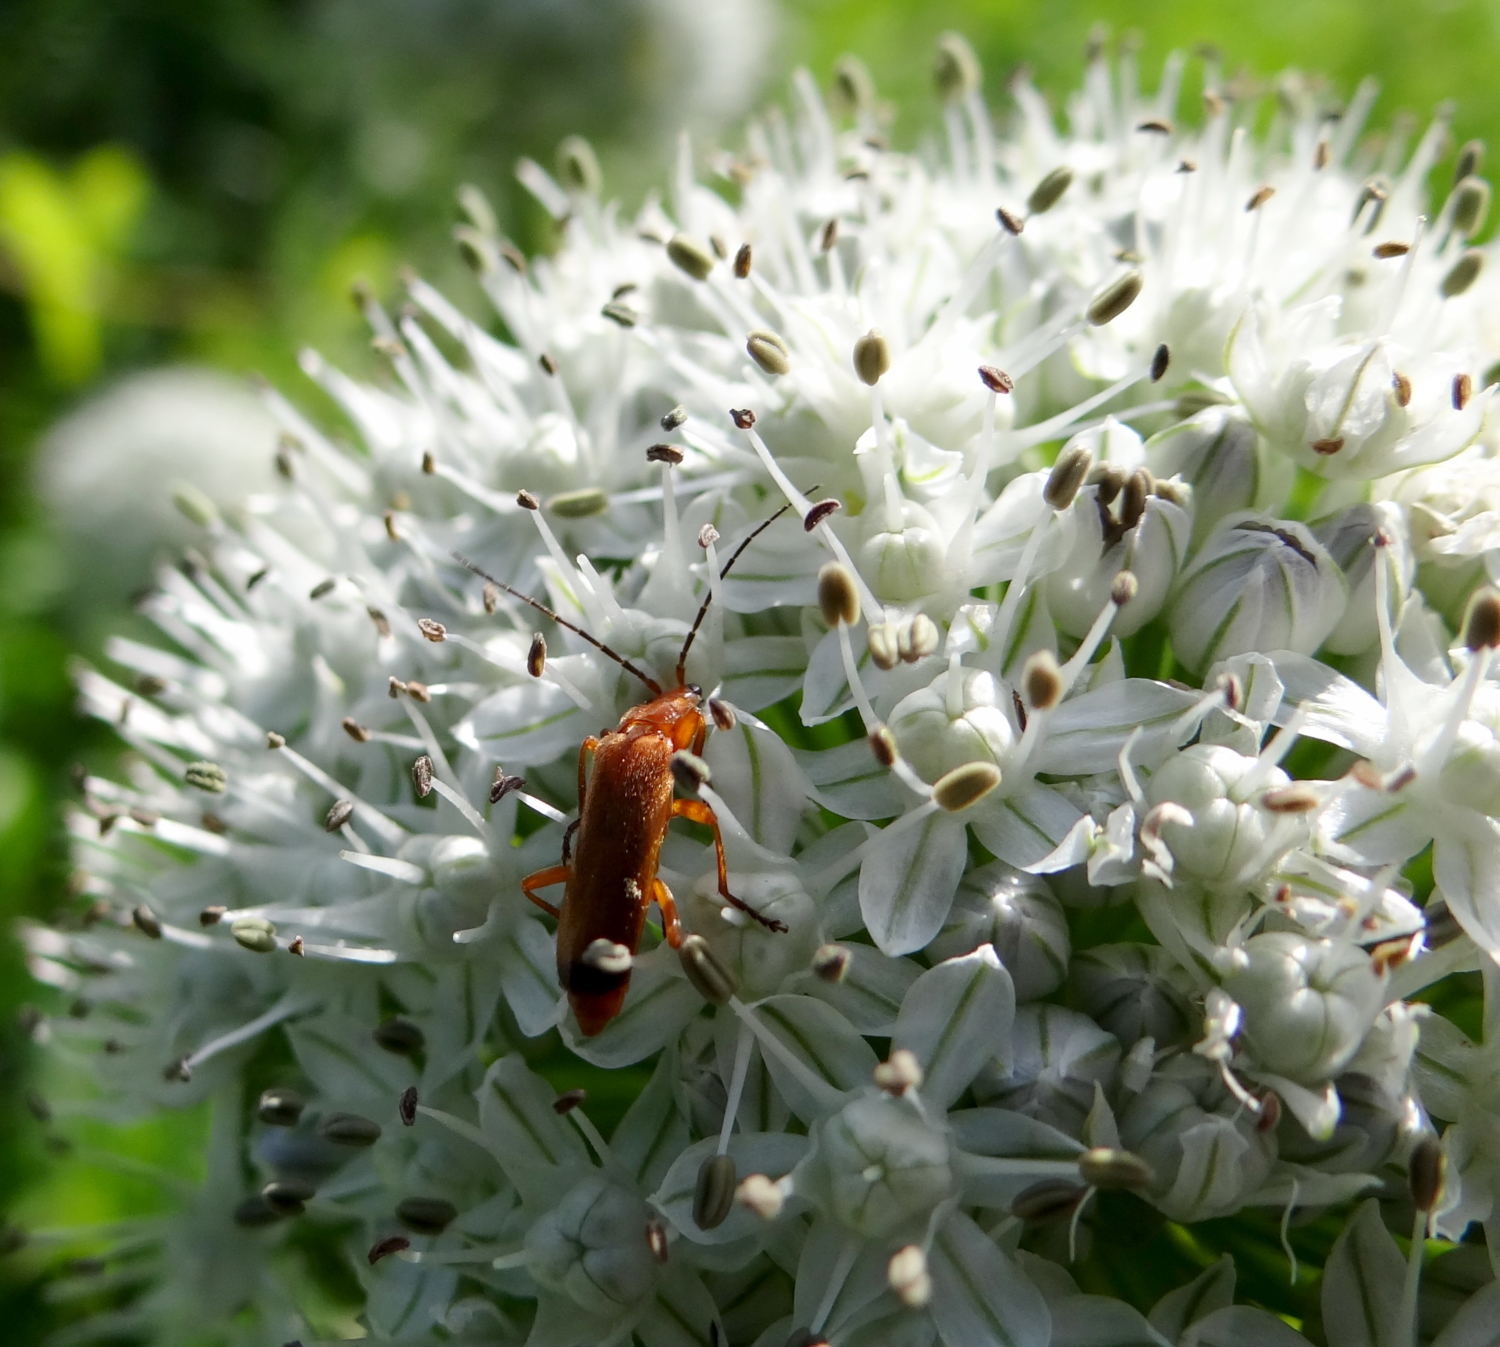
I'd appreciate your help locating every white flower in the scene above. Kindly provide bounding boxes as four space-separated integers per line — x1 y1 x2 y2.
29 35 1500 1347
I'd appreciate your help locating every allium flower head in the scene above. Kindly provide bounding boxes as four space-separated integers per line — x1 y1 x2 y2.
25 31 1500 1347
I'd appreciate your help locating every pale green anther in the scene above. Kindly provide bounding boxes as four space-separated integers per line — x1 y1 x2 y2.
666 234 715 281
453 224 492 275
853 329 892 386
317 1112 382 1147
601 300 638 327
679 934 738 1005
933 760 1001 812
455 183 497 237
545 487 609 518
746 328 791 375
184 761 227 794
1087 270 1144 325
397 1197 458 1234
933 32 981 101
172 486 217 528
1451 176 1491 236
231 917 277 954
1028 165 1074 215
693 1154 738 1230
555 135 601 195
1456 138 1485 184
257 1089 304 1127
1078 1147 1156 1190
1442 250 1484 297
832 54 877 115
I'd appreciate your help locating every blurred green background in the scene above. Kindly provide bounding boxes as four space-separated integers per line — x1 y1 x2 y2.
3 0 1500 1340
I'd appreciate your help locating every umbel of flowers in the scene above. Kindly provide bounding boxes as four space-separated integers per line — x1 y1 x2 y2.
24 30 1500 1347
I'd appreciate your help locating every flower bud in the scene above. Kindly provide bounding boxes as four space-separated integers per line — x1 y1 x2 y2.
980 1004 1120 1136
853 330 891 386
933 32 981 100
1147 408 1258 545
1222 933 1383 1085
817 562 861 628
888 1245 931 1307
1144 744 1299 887
1071 944 1195 1049
397 1197 458 1235
933 760 1001 812
666 234 715 281
857 499 946 601
1028 166 1074 215
1169 515 1346 674
1311 503 1407 656
693 1154 738 1230
746 329 791 376
1087 271 1144 326
257 1088 305 1127
889 667 1016 784
525 1175 657 1314
1119 1059 1274 1221
933 864 1069 1001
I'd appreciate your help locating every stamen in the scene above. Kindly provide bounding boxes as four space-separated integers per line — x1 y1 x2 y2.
339 852 426 884
274 744 407 848
718 1021 755 1155
180 994 312 1075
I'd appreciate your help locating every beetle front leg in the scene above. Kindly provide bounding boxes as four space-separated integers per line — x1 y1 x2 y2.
521 864 570 919
671 798 788 934
651 878 684 949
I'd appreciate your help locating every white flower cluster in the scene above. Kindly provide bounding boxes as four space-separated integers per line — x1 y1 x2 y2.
27 34 1500 1347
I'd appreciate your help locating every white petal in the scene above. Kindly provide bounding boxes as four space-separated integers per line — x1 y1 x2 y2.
894 947 1017 1110
860 808 969 956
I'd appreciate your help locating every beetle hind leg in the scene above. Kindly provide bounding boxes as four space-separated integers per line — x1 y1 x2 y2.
521 864 569 919
671 798 788 934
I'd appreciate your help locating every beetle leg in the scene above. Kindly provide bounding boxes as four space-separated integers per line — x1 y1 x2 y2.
671 798 788 933
690 722 707 756
520 864 570 919
576 735 601 813
651 877 684 949
560 818 581 865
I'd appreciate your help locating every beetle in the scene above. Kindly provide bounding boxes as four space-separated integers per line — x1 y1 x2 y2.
456 504 792 1035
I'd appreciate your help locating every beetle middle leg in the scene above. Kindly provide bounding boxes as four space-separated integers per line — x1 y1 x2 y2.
521 864 569 919
671 798 788 933
560 818 581 865
651 878 684 949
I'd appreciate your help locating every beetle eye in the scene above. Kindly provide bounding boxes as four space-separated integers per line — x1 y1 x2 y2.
686 683 703 700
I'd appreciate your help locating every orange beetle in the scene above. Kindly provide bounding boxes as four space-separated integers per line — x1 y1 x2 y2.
458 505 790 1035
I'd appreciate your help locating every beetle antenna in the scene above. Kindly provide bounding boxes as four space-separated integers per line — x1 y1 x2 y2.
675 495 807 686
452 554 663 695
